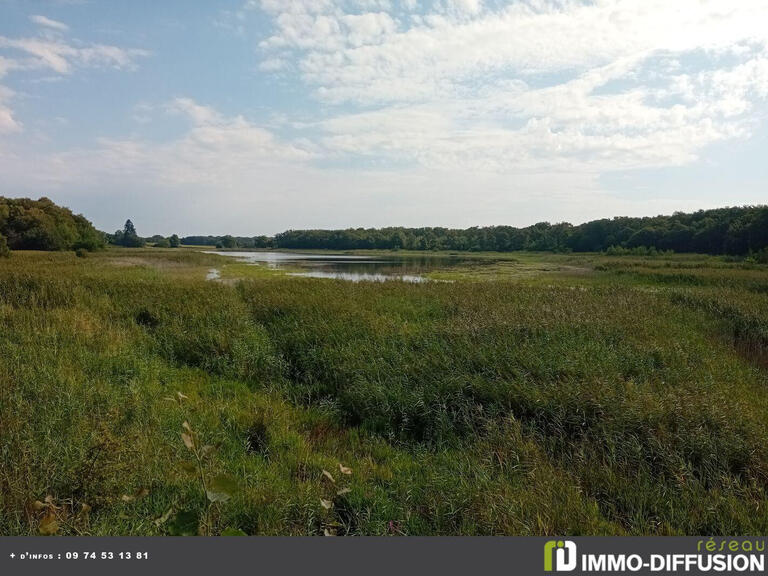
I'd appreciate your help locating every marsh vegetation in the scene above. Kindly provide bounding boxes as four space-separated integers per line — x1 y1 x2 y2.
1 248 767 535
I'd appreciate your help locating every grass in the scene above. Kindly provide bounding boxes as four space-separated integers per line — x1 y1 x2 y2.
1 248 767 535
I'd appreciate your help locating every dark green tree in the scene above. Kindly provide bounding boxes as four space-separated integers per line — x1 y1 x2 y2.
221 235 237 249
0 197 104 252
124 219 137 237
117 219 145 248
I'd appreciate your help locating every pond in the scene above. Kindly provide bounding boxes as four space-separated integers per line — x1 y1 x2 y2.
203 251 470 282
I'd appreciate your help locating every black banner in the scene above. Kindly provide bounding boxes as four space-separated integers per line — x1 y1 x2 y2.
1 537 765 576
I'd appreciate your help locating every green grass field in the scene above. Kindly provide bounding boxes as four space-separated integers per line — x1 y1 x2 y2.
1 248 767 535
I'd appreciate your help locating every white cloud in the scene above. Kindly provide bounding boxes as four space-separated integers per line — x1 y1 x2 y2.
258 56 288 72
0 86 21 134
261 0 768 104
52 98 315 188
1 93 764 234
0 99 328 233
0 23 149 138
0 36 149 75
442 0 483 17
30 15 70 32
0 56 19 79
250 0 768 174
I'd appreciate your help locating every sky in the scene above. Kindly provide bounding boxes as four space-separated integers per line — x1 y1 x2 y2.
0 0 767 236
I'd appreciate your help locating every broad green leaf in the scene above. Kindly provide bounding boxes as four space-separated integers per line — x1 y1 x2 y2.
206 474 238 503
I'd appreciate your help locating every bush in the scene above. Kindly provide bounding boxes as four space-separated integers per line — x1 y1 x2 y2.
0 197 105 252
0 233 9 258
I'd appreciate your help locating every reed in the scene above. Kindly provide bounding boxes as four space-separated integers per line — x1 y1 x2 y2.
1 249 767 535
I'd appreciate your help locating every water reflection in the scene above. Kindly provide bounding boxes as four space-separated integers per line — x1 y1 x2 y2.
203 251 465 282
289 271 426 283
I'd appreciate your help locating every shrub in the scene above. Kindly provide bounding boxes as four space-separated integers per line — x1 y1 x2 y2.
0 196 104 251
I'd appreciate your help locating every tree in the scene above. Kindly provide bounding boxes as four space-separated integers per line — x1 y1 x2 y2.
220 235 237 249
252 235 271 248
0 197 104 252
124 219 137 237
116 219 145 248
73 215 105 251
626 227 659 249
169 234 181 248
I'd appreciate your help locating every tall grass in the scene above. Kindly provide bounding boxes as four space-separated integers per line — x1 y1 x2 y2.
1 249 767 535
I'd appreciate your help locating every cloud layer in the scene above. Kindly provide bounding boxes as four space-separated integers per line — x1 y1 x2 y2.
254 0 768 172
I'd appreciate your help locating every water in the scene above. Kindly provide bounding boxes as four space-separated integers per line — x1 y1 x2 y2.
203 251 467 282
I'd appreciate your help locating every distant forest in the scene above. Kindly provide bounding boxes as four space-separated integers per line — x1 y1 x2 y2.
185 206 768 256
2 198 767 258
181 235 272 250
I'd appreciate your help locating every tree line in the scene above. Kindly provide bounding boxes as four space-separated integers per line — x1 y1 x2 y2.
2 198 766 258
180 235 272 249
271 206 768 256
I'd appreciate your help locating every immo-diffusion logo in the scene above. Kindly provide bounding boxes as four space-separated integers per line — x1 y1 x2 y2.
543 538 765 573
544 540 577 572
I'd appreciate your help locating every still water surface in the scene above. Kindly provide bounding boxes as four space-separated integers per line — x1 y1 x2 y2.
204 251 468 282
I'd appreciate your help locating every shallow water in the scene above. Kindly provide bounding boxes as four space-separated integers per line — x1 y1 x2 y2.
203 251 466 282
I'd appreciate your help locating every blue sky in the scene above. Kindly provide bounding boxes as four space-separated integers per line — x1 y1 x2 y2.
0 0 767 236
